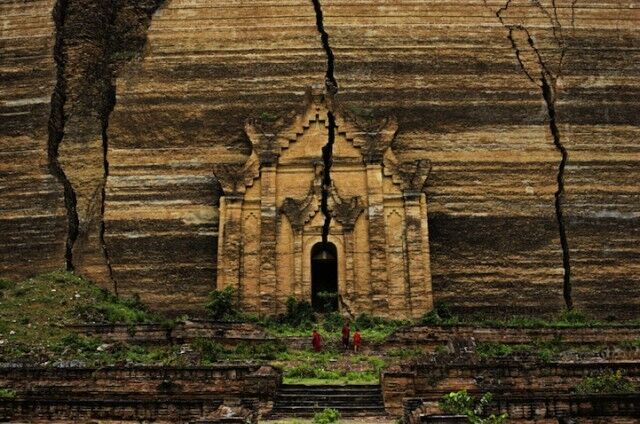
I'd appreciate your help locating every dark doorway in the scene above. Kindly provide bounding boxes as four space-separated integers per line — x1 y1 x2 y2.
311 242 338 312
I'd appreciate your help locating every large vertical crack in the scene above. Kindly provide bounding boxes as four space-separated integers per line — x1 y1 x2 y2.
541 79 572 310
311 0 338 245
50 0 166 289
487 0 573 309
101 82 116 294
48 0 79 271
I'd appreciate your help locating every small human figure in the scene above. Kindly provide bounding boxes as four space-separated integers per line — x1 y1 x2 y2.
353 329 362 353
341 319 351 350
312 329 323 352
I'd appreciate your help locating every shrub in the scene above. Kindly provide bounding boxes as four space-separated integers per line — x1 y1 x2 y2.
205 286 239 321
313 408 341 424
192 338 225 363
0 279 14 291
574 370 636 394
281 296 315 327
316 291 338 312
285 363 319 379
354 313 385 330
322 312 344 332
53 333 102 354
440 390 507 424
421 301 455 325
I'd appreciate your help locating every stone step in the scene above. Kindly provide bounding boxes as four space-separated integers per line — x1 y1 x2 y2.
278 384 382 393
269 405 387 417
274 400 383 407
276 393 383 401
270 384 386 418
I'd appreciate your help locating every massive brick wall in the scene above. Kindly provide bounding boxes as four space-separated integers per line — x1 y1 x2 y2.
0 0 67 278
0 0 638 318
105 0 326 312
319 0 640 317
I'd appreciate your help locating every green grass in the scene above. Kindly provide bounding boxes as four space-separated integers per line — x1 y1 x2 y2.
262 312 407 344
283 372 379 385
0 271 168 364
273 349 385 384
387 347 425 359
421 302 640 329
476 340 564 362
474 337 611 362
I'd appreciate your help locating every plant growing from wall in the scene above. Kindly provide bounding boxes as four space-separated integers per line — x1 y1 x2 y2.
0 389 16 399
205 286 240 321
574 370 636 394
421 301 457 325
440 390 507 424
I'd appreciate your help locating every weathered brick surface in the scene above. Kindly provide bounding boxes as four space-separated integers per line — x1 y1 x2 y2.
406 395 640 424
1 1 639 317
0 365 279 422
383 360 640 415
0 0 67 278
387 326 640 348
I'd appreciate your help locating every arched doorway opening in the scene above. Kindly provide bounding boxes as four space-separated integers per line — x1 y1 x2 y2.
311 242 338 312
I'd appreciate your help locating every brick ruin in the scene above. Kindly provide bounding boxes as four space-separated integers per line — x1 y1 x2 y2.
1 1 640 421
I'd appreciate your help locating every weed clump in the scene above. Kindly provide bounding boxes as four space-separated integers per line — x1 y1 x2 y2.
76 291 158 325
313 408 341 424
574 370 636 394
0 389 16 399
281 296 315 327
440 390 507 424
205 286 240 321
421 301 457 325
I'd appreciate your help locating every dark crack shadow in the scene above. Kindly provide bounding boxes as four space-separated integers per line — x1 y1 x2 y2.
48 0 79 271
487 0 574 309
311 0 338 245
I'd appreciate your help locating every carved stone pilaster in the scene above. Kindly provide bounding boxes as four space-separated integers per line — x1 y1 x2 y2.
383 151 432 195
328 186 365 232
328 186 365 300
280 163 323 233
212 152 259 195
336 113 398 165
245 123 280 167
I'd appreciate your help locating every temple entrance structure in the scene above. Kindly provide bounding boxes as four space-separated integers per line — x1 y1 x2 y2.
311 242 338 312
213 86 433 319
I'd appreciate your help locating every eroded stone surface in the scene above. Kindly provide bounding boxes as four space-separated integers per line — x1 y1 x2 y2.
320 0 640 317
105 0 326 313
0 1 638 318
0 0 67 278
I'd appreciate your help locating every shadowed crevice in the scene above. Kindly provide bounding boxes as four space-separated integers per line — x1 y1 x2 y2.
541 78 572 310
320 112 336 244
48 0 79 271
311 0 338 245
101 83 116 294
488 0 573 309
312 0 338 95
